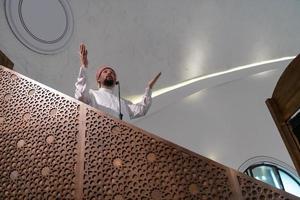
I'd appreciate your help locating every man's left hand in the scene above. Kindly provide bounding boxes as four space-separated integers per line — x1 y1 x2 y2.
148 72 161 89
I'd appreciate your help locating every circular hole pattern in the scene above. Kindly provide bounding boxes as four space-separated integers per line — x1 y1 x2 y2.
111 125 121 134
189 183 199 195
17 140 25 148
147 153 156 162
11 74 18 80
151 189 162 200
113 158 123 168
42 167 50 176
28 89 35 96
4 93 12 101
46 135 55 144
23 113 30 121
10 171 18 180
2 68 80 197
83 109 236 199
114 194 124 200
49 108 57 116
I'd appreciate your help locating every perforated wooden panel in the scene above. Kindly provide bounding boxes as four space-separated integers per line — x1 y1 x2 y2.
0 68 79 199
237 175 290 200
83 109 233 199
0 66 298 199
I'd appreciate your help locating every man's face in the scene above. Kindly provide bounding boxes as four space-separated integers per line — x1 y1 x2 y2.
98 68 117 88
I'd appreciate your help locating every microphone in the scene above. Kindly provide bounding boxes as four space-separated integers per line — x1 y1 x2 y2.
116 81 123 120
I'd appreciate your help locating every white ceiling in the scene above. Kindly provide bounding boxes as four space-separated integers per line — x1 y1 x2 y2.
1 0 300 171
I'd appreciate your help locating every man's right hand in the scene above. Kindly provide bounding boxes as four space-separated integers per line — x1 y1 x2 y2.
79 43 88 67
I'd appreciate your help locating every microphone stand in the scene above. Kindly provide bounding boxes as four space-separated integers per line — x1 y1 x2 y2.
116 81 123 120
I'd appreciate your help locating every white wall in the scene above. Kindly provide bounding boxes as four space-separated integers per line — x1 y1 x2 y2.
135 68 293 169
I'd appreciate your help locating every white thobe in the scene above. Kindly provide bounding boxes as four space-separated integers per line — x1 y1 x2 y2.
75 67 152 120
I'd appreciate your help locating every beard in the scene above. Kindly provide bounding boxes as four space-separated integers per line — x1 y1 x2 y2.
103 79 114 87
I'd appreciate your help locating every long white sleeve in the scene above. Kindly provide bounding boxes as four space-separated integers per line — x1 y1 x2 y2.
126 87 152 119
74 67 91 104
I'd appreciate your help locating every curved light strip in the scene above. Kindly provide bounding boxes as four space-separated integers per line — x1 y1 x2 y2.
129 56 295 103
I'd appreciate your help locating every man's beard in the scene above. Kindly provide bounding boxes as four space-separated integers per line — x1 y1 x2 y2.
103 79 114 87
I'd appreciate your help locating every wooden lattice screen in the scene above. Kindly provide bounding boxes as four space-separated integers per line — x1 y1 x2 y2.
0 66 298 199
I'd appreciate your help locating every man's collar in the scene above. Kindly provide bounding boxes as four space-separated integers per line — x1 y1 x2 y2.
98 87 114 93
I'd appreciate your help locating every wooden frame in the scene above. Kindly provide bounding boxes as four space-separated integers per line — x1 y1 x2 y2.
266 54 300 176
0 50 14 69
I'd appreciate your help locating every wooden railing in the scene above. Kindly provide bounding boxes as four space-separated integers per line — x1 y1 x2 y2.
0 66 298 199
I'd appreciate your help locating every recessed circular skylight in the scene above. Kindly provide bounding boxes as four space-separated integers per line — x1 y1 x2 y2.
5 0 74 54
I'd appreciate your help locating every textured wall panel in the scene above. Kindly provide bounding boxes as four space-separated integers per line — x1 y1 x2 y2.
0 67 79 199
237 174 289 200
84 109 234 199
0 66 298 199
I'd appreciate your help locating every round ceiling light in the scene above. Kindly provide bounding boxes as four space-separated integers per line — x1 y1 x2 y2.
5 0 74 54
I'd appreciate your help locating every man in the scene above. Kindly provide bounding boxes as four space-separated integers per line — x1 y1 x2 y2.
75 43 161 120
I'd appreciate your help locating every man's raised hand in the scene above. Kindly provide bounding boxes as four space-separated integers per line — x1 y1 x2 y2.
79 43 88 67
148 72 161 89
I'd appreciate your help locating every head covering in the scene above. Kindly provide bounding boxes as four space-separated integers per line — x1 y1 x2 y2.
96 65 117 81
